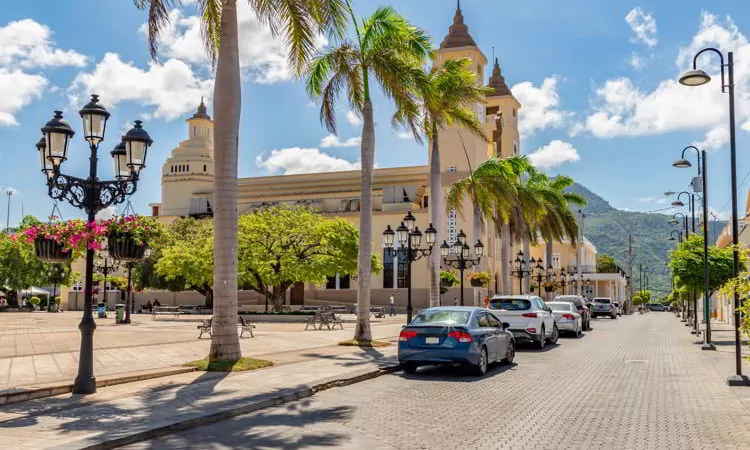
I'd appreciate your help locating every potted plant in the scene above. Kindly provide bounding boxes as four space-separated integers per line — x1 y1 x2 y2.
467 271 491 288
440 270 459 288
22 219 101 263
29 296 41 311
104 215 163 262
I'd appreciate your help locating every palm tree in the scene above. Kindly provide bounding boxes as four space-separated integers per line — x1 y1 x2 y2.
394 58 489 307
306 6 431 341
136 0 348 362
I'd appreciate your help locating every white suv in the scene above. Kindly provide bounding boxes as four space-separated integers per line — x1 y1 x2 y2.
488 295 559 349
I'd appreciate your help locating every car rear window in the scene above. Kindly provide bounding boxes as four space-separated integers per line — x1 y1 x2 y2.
594 298 611 304
411 310 470 325
555 296 581 305
548 303 571 312
489 299 531 311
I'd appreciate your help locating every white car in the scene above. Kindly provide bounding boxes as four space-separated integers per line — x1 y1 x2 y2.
612 301 623 316
488 295 559 349
547 302 583 337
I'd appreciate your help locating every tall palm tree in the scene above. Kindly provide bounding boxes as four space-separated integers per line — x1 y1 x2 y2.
136 0 348 362
394 58 489 307
306 6 430 341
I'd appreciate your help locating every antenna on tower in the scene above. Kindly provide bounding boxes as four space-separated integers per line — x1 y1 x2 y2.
492 46 495 62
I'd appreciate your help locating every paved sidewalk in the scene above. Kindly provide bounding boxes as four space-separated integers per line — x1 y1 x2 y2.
0 343 398 449
0 313 404 391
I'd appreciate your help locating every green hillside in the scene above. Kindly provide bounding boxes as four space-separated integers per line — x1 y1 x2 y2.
567 183 725 297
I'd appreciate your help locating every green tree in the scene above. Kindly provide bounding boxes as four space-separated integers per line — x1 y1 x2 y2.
306 5 431 341
668 235 739 298
238 207 379 311
137 0 349 363
596 253 618 273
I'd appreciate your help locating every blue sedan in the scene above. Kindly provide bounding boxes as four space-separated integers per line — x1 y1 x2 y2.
398 307 515 376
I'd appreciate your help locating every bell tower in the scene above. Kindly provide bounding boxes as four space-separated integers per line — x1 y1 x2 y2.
432 0 488 176
159 99 215 218
485 59 521 159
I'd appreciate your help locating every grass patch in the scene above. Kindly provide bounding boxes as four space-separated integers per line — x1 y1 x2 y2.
185 357 274 372
338 339 391 348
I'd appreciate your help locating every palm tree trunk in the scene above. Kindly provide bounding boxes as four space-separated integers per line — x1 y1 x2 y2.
472 206 482 306
545 240 553 302
428 126 442 308
209 0 241 362
354 98 374 341
500 224 510 294
522 237 530 293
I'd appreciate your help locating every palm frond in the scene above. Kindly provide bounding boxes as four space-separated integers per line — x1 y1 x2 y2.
134 0 182 60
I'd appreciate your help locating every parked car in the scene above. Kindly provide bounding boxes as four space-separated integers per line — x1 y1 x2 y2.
554 295 591 331
398 307 515 376
488 295 559 349
547 302 583 337
612 301 623 316
647 303 667 312
590 297 617 319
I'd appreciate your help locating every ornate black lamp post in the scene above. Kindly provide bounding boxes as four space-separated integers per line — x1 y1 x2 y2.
558 268 569 295
668 230 683 243
679 48 746 384
531 258 545 297
510 251 531 294
674 146 715 351
668 213 690 239
47 264 65 312
440 230 483 307
36 95 152 395
382 211 437 324
95 251 120 306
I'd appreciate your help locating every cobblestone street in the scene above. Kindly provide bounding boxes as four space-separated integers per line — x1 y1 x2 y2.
131 313 750 450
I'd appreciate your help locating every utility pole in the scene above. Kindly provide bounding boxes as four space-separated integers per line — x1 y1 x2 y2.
627 234 635 313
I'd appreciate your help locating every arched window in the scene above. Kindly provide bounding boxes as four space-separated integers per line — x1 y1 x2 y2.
193 126 196 137
204 164 207 172
187 165 190 172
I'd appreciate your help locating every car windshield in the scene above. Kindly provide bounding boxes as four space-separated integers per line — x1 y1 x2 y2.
594 298 611 304
488 299 531 311
548 303 571 312
411 310 471 326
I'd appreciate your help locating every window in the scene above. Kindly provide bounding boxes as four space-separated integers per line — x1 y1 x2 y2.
447 166 457 173
489 298 530 311
552 253 561 268
170 166 174 173
326 276 336 289
187 165 190 172
339 274 350 289
204 165 207 172
512 109 517 117
447 207 457 244
412 310 470 325
513 141 519 155
477 313 491 328
486 314 501 328
193 126 196 136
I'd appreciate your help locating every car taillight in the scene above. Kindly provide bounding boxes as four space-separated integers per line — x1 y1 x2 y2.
522 312 538 318
448 331 473 343
526 328 537 333
399 330 417 342
562 314 575 320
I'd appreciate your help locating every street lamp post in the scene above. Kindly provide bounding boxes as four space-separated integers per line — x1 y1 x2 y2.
669 213 690 239
47 264 65 312
36 95 152 394
532 259 545 298
674 146 715 350
672 191 696 234
545 265 557 299
680 47 747 385
558 268 568 295
440 230 483 307
668 230 684 243
510 251 531 294
95 252 120 308
382 211 437 324
5 189 14 231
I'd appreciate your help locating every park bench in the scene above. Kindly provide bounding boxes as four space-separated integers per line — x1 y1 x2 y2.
239 316 255 338
318 311 344 330
371 306 386 318
197 318 212 339
152 306 182 320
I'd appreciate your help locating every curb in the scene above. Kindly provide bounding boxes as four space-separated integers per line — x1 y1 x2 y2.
77 363 400 450
0 366 196 406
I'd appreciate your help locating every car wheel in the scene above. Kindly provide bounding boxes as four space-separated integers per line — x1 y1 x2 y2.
547 325 559 344
502 341 515 365
472 347 488 376
612 314 617 319
537 326 546 349
402 363 418 374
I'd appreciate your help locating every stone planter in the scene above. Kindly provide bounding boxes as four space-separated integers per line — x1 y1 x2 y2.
108 233 148 262
34 238 71 263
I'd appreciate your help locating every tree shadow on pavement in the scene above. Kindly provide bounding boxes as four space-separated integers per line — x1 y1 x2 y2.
126 403 355 449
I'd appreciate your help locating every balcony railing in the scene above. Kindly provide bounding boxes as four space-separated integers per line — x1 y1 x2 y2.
566 265 628 278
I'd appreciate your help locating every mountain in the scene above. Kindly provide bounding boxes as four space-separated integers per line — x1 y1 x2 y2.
566 183 725 297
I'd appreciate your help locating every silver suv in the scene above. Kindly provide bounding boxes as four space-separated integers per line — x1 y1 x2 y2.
591 297 617 319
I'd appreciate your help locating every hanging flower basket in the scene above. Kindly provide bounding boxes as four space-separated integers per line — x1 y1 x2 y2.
467 271 491 288
544 285 555 292
470 279 484 287
108 232 148 262
34 237 71 263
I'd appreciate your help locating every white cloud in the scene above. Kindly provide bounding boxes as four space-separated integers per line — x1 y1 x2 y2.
395 131 413 140
708 207 730 221
256 147 361 175
0 69 47 126
630 52 646 71
95 206 118 220
625 7 658 48
145 5 325 84
511 77 572 138
693 125 729 150
346 110 362 127
742 120 750 132
320 134 361 148
582 12 750 146
637 197 655 203
0 19 87 69
69 53 213 120
527 140 580 169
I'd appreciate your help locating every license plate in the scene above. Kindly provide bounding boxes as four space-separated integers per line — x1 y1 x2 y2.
425 337 440 344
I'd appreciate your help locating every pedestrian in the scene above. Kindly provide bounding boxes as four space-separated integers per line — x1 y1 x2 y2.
453 296 458 306
153 298 161 307
145 300 152 313
389 294 396 316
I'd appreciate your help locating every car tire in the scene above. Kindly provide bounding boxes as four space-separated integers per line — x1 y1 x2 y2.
612 314 617 319
472 347 488 376
537 326 546 349
402 363 418 374
502 341 515 365
547 325 559 345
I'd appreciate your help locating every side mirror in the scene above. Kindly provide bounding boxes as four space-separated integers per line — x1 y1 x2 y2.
502 322 510 329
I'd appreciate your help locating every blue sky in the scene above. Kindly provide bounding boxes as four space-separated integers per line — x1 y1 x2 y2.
1 0 750 226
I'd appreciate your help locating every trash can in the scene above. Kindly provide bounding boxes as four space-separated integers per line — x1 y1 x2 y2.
115 304 125 324
97 302 107 318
